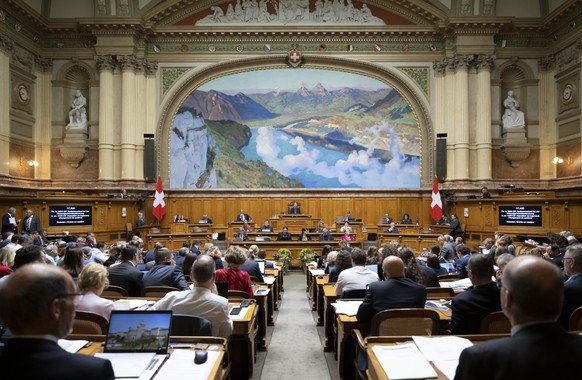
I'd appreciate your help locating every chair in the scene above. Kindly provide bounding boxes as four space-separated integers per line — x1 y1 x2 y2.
228 290 251 301
480 311 511 334
72 311 109 335
171 314 212 336
249 275 260 284
101 285 129 298
142 286 180 298
426 287 455 298
341 289 367 299
438 273 462 282
569 306 582 331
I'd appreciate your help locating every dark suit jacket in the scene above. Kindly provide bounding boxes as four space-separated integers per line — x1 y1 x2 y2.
236 214 251 222
107 261 144 297
454 255 470 278
319 234 334 241
240 259 264 283
450 218 462 235
454 323 582 380
356 277 427 323
1 213 17 237
143 264 189 290
288 206 301 214
22 215 41 234
559 273 582 328
450 282 501 334
260 225 274 232
0 338 114 380
277 232 292 241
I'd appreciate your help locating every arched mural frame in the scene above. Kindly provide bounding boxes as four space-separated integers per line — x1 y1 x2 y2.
156 55 435 189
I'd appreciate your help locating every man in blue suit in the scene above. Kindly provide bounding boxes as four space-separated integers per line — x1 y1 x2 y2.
0 263 114 380
454 245 471 278
455 255 582 380
143 248 189 290
558 244 582 328
236 209 251 222
318 228 334 241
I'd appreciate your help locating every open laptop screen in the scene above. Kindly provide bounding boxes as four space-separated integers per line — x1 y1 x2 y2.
215 281 229 299
104 311 172 354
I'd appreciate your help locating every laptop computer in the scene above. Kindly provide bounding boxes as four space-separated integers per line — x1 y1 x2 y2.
216 281 229 299
95 310 172 378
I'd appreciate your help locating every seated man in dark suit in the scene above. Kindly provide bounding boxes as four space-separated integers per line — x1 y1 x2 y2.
318 228 334 241
357 256 426 323
143 248 189 290
107 245 144 297
0 263 114 380
257 249 274 268
454 245 471 278
386 222 398 233
200 214 212 224
288 201 301 214
236 209 251 222
276 226 292 241
454 255 582 380
450 253 501 334
449 213 463 236
380 213 393 224
259 220 274 232
558 244 582 328
240 247 264 283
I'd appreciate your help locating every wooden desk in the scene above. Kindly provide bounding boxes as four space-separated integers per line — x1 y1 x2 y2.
145 231 212 250
366 334 510 380
323 284 339 352
265 268 282 310
336 306 452 380
230 303 259 380
377 232 441 253
74 335 228 380
252 285 270 351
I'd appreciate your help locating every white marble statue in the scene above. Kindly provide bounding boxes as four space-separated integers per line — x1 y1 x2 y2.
502 90 525 129
196 0 384 25
66 90 87 130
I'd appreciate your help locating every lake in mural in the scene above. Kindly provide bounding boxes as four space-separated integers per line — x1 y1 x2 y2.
169 68 420 189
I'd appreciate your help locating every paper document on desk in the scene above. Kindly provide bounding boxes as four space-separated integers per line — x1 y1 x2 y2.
154 349 220 380
310 269 325 276
58 339 89 353
413 336 473 380
263 277 276 285
332 300 363 316
114 299 153 310
229 306 250 320
438 278 472 290
372 343 437 379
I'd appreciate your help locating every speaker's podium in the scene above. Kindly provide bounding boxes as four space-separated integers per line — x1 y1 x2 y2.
287 201 302 215
170 222 189 234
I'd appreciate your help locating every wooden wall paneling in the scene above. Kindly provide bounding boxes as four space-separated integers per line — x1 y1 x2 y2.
568 203 582 232
549 204 566 231
400 198 420 223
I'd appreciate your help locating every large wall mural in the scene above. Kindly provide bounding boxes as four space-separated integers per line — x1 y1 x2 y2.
169 68 421 189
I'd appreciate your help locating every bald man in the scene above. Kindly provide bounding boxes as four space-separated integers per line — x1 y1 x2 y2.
356 256 426 323
0 264 114 380
454 255 582 380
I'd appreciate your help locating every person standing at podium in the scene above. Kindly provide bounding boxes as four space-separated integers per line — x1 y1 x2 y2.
236 209 251 222
288 201 301 214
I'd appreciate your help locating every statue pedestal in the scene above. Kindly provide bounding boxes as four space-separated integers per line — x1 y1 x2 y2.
501 127 531 168
59 128 88 168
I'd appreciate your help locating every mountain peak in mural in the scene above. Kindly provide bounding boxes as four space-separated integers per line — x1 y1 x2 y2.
184 90 276 122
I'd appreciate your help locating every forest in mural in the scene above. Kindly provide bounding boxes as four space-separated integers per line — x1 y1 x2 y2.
169 68 420 189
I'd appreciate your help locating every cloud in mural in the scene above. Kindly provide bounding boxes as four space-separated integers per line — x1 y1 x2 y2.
255 126 419 188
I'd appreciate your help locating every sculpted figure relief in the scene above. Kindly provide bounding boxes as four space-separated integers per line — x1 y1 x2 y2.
66 90 88 130
502 90 525 129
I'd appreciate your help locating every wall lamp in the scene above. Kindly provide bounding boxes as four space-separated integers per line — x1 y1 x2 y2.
19 157 39 167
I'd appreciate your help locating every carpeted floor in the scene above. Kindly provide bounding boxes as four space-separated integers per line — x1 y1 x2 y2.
255 271 335 380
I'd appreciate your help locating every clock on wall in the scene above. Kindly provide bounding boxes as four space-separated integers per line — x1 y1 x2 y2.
562 83 574 104
16 84 30 104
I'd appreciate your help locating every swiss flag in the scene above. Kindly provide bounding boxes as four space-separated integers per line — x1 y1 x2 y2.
152 176 166 222
430 176 443 223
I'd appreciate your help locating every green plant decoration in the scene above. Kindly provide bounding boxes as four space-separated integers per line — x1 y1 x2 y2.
299 248 315 264
274 248 292 274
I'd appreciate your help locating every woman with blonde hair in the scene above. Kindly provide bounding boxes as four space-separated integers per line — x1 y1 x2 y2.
0 246 16 279
77 262 115 321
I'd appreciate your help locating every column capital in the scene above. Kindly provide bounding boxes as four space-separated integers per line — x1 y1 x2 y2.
432 60 447 76
145 61 158 77
453 54 472 71
475 54 495 72
538 55 556 72
0 33 14 54
35 56 53 72
117 55 137 72
95 55 116 72
135 57 148 74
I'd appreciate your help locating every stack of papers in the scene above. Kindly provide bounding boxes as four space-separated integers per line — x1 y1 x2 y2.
58 339 89 353
412 336 473 379
332 300 363 316
310 269 325 276
438 278 472 290
372 343 437 379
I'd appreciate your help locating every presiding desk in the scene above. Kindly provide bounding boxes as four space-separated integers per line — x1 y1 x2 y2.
72 334 228 380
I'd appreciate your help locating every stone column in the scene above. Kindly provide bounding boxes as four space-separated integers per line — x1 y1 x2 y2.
34 57 53 179
538 56 557 179
119 55 137 180
474 55 495 181
453 55 471 180
432 60 447 178
96 55 116 180
134 58 146 180
444 58 457 179
0 34 13 176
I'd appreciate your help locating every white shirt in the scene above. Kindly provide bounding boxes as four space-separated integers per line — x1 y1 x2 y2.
88 248 108 264
335 266 379 296
153 286 233 338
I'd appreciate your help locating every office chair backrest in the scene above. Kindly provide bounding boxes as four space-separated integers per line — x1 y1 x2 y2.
170 314 212 336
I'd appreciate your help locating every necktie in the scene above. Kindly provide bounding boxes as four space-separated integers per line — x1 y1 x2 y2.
27 217 31 230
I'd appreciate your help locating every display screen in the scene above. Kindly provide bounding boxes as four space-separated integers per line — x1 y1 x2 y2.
499 206 542 227
49 206 92 226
